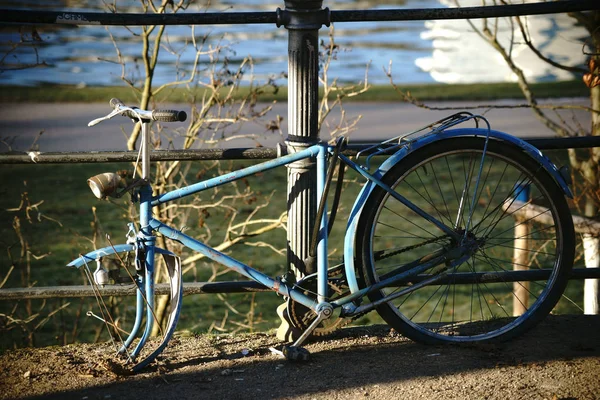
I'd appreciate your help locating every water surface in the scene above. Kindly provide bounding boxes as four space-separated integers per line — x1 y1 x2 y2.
0 0 586 87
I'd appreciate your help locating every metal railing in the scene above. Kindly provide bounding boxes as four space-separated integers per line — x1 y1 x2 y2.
1 0 599 302
1 137 600 300
1 1 597 26
2 136 600 164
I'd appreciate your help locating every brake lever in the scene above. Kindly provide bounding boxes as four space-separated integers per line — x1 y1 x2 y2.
88 106 143 127
88 108 125 127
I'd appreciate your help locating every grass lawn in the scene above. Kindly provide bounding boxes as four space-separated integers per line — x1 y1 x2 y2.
0 80 588 103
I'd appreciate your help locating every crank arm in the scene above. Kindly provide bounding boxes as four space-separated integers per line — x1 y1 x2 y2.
291 303 334 348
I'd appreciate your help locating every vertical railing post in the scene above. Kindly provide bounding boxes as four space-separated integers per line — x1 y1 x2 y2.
275 0 329 340
583 234 600 314
513 184 530 316
278 0 329 280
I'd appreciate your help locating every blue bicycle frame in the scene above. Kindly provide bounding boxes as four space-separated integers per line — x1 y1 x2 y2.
68 112 572 371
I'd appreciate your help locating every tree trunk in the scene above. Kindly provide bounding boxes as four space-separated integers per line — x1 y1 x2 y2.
583 55 600 314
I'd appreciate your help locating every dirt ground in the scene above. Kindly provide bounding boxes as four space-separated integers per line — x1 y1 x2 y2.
1 314 599 400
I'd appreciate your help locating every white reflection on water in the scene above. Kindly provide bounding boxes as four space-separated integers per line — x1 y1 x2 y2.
416 0 586 83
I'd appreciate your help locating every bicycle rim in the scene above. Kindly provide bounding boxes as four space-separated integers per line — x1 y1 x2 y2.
357 138 574 344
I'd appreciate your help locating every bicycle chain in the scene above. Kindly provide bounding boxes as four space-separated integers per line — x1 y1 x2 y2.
348 235 458 321
287 265 351 336
374 234 450 261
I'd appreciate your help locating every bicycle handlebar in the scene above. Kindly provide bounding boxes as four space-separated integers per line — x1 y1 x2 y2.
110 98 187 123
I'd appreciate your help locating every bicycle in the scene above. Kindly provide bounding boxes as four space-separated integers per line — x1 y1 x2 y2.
68 98 575 372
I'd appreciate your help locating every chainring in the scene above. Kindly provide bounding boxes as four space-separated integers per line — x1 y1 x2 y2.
287 265 351 336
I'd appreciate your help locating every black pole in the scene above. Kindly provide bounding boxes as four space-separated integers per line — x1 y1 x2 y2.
280 0 329 280
275 0 330 341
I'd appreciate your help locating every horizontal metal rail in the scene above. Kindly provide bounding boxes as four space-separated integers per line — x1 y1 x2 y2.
1 268 599 300
2 136 600 164
0 1 597 26
0 10 277 26
0 147 281 164
330 1 600 23
0 281 270 300
395 268 600 286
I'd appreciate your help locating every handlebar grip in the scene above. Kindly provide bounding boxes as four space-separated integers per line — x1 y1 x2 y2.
152 110 187 122
108 98 186 123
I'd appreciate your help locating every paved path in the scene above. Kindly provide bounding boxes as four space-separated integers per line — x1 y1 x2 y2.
0 99 590 152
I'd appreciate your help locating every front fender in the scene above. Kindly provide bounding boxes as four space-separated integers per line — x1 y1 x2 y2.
68 244 175 268
343 128 572 293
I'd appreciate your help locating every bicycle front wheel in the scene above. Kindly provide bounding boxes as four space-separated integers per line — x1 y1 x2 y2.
356 137 574 344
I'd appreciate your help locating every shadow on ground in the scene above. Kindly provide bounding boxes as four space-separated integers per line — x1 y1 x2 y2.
2 315 599 400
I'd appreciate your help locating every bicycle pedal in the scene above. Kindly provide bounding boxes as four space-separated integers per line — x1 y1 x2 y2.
282 345 310 362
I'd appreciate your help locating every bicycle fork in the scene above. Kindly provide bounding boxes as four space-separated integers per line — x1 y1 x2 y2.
122 121 184 371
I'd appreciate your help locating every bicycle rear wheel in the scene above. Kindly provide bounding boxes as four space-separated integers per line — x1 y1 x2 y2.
356 137 574 344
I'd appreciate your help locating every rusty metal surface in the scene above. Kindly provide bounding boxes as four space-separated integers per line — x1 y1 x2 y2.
2 136 600 164
0 281 270 300
0 148 279 164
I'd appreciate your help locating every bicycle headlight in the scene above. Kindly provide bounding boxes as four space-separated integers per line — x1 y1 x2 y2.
87 172 121 199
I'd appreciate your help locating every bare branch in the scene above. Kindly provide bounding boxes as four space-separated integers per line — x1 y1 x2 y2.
318 25 370 141
514 15 587 74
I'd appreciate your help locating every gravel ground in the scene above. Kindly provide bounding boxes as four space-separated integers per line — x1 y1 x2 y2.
1 314 599 400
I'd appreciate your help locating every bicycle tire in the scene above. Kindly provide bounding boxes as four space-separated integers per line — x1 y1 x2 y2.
356 137 574 344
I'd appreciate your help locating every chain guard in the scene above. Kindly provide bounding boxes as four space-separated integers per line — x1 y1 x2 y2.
287 265 350 336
